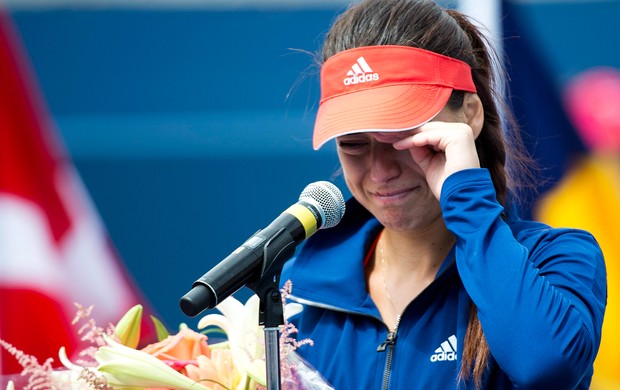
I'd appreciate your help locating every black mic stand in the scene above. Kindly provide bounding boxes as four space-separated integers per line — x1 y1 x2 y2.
247 227 297 390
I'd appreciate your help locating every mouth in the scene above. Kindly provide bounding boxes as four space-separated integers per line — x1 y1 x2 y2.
372 187 417 203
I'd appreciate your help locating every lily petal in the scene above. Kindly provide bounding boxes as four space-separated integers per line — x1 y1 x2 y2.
197 313 232 337
58 346 76 370
245 359 267 386
212 295 245 325
95 335 210 390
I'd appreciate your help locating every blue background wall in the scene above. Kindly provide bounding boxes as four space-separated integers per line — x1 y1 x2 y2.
9 6 349 330
7 0 620 331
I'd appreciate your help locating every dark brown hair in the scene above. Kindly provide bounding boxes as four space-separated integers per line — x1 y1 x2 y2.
320 0 536 387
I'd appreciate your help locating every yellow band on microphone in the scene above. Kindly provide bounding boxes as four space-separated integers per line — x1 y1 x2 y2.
285 203 318 239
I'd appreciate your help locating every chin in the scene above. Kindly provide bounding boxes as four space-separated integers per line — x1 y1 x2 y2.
378 208 443 232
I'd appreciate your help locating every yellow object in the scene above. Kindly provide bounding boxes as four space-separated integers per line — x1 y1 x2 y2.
535 154 620 389
285 203 319 238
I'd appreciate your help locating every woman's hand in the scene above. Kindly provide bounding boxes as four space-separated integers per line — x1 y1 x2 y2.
392 121 480 199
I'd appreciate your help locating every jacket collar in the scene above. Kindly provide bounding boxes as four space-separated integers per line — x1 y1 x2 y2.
283 198 456 313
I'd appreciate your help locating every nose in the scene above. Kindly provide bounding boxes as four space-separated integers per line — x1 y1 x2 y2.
369 142 400 184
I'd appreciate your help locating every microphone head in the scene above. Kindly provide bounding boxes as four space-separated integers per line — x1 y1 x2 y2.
299 181 345 229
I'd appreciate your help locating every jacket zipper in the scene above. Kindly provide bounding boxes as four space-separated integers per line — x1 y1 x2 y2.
377 328 398 390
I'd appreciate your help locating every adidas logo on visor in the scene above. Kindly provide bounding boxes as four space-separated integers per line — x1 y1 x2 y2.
430 335 457 362
343 56 379 86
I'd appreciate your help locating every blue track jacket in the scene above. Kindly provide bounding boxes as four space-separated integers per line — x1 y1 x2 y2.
281 169 606 389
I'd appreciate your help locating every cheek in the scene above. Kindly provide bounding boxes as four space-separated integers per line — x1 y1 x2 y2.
337 156 365 193
337 151 362 177
340 162 363 186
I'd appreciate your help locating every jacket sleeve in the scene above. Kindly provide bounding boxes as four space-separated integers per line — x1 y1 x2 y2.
440 168 607 388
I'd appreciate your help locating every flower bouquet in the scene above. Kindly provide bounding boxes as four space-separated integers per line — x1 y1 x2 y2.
1 282 333 390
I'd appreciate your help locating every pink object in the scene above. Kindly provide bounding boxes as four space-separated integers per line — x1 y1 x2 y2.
564 67 620 152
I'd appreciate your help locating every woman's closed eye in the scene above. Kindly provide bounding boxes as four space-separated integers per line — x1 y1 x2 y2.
337 137 370 153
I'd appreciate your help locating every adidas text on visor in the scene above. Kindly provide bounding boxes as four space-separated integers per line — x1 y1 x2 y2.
313 45 477 149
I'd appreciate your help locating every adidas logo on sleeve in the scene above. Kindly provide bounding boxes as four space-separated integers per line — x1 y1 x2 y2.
430 335 457 362
343 56 379 85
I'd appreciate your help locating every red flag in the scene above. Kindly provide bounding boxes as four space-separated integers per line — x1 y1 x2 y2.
0 11 145 374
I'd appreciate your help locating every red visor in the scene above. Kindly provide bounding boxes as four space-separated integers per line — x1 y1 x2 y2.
313 45 477 149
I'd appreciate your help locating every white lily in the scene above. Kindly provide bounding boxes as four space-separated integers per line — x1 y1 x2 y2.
198 294 264 388
197 294 304 390
94 335 211 389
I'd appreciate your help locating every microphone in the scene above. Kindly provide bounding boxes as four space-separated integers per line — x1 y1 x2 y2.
179 181 346 317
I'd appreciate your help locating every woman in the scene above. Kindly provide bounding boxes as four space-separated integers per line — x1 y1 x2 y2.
281 0 606 389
